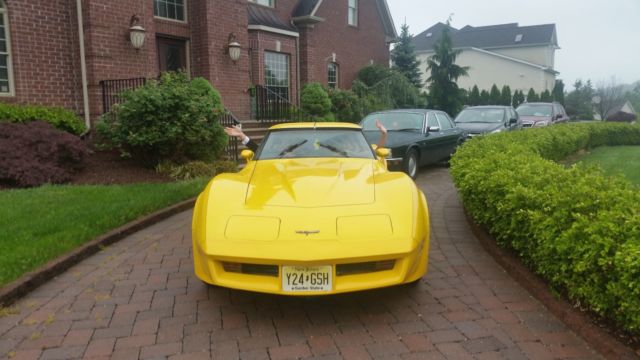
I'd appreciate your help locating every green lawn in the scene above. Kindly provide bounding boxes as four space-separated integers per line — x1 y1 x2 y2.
574 146 640 185
0 179 208 286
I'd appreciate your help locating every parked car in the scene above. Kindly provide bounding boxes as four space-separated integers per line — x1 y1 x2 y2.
192 122 430 295
516 102 569 127
454 105 521 137
360 109 466 178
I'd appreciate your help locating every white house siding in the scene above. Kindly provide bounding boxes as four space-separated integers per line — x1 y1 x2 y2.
490 45 555 68
417 49 556 94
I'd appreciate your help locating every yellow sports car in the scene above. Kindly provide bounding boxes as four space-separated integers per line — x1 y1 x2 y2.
192 122 430 295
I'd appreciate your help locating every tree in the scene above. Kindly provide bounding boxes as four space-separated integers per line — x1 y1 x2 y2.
500 85 512 106
552 79 565 105
391 23 423 88
489 84 501 105
479 89 490 105
425 20 469 115
540 89 553 102
512 90 525 107
526 88 539 102
565 79 594 119
468 85 480 106
595 78 626 121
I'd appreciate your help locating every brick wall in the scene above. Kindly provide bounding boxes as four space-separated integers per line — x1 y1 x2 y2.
249 31 299 105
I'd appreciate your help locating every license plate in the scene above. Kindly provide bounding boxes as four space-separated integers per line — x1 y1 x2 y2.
282 265 332 292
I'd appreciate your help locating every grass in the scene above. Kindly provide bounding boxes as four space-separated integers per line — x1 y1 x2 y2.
574 145 640 185
0 178 208 286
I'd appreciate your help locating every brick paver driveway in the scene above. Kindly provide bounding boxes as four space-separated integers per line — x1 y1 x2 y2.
0 167 602 359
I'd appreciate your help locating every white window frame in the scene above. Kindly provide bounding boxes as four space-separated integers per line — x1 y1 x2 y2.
153 0 187 23
327 62 338 89
348 0 358 26
249 0 274 7
0 1 14 96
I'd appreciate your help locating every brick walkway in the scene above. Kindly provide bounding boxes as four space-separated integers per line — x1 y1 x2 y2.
0 167 602 359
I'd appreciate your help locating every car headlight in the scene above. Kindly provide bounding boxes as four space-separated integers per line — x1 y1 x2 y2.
533 121 548 127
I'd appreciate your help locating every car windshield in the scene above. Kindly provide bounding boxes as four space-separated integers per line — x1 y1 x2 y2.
517 104 552 117
361 112 424 131
455 108 505 123
256 129 376 160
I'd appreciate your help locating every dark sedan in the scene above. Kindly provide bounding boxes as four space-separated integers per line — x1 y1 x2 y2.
360 109 466 178
454 105 521 138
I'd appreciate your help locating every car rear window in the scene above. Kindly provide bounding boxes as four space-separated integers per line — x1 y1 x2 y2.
455 108 505 123
516 104 552 117
361 112 424 131
256 129 376 160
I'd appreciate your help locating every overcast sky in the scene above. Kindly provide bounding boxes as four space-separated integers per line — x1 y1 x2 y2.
387 0 640 90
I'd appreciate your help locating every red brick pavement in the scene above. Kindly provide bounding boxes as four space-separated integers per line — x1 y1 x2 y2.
0 167 604 359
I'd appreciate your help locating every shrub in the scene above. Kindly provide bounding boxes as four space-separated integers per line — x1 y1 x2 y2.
96 72 226 166
300 83 332 117
156 160 237 180
0 103 85 135
0 121 87 187
606 111 637 122
450 122 640 334
329 89 363 123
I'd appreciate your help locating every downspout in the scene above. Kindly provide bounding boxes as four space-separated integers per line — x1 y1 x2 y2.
76 0 91 131
292 20 301 107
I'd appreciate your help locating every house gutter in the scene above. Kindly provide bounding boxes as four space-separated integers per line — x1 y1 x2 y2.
76 0 91 131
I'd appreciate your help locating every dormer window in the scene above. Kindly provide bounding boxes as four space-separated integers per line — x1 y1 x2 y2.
154 0 186 22
348 0 358 26
515 34 523 42
250 0 274 7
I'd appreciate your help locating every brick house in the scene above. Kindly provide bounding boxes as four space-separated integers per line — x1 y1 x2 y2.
0 0 396 128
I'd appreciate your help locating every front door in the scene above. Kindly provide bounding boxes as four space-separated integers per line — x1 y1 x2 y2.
157 37 187 73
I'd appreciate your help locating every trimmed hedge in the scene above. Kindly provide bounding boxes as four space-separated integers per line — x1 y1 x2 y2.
0 103 86 135
450 122 640 335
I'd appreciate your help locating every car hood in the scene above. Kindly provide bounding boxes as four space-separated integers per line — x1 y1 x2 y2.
455 122 502 133
363 130 425 149
245 158 375 208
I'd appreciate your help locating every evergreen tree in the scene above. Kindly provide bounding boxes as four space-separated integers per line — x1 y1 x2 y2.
425 20 469 115
391 23 423 88
479 89 490 105
500 85 512 106
526 88 539 102
489 84 501 104
512 90 525 107
565 79 595 119
468 85 480 106
540 89 553 102
552 79 565 105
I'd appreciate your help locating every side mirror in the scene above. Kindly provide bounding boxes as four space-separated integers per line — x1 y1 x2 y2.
240 149 254 162
554 114 562 120
509 117 518 125
376 147 390 159
428 126 440 133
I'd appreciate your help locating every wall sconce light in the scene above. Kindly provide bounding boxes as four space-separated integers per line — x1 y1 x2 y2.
129 15 146 50
228 33 241 62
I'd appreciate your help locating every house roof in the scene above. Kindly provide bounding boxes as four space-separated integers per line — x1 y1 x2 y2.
412 22 557 51
605 100 637 118
248 4 298 33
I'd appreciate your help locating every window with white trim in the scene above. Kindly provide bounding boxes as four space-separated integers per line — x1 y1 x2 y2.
264 51 289 101
153 0 186 22
327 63 338 89
249 0 274 7
0 1 12 95
348 0 358 26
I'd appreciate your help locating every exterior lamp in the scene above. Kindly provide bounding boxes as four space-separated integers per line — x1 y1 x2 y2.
228 33 241 62
129 15 146 50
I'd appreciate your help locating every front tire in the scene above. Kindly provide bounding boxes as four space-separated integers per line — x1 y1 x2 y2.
403 149 418 179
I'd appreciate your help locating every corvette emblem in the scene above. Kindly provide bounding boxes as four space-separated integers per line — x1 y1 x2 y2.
295 230 320 236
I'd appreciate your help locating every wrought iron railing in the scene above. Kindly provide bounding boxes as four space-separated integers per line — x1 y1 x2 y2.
251 85 312 123
219 108 240 163
99 77 147 113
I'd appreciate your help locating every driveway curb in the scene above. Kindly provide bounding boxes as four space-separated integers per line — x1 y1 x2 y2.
0 197 196 307
465 212 639 360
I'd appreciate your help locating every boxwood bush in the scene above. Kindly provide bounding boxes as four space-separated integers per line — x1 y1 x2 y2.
450 122 640 335
0 103 86 135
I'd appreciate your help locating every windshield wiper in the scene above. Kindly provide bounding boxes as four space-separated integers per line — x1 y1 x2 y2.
392 128 419 131
278 140 308 157
317 142 348 157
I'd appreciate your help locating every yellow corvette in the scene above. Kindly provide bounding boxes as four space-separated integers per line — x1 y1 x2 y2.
192 122 430 295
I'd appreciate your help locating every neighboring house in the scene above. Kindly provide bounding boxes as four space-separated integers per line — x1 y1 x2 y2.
412 22 559 94
603 100 637 121
0 0 396 126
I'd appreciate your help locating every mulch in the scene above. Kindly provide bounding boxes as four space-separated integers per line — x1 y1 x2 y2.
70 148 172 185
